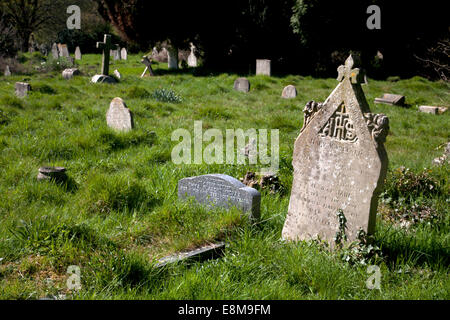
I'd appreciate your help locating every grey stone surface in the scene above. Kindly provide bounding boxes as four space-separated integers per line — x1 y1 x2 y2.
233 77 250 93
167 46 179 69
112 49 121 61
374 93 405 106
59 44 70 58
91 75 117 84
155 242 226 267
419 105 448 115
140 56 155 77
106 97 134 131
256 59 271 76
282 55 389 244
178 174 261 220
4 65 11 76
15 82 31 97
62 68 80 80
75 46 82 60
282 85 297 99
37 166 67 183
113 69 121 80
187 43 198 67
121 48 127 60
51 43 59 59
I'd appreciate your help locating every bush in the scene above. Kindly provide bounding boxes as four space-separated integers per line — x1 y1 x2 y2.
152 88 183 103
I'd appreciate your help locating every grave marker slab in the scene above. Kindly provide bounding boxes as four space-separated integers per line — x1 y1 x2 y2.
178 174 260 220
155 242 226 267
282 85 297 99
233 77 250 93
418 105 447 115
37 166 67 183
256 59 271 76
75 46 82 60
282 55 389 244
121 48 127 60
51 43 59 59
106 97 134 131
374 93 405 106
140 56 155 77
4 65 11 76
15 82 31 97
62 68 80 80
187 44 198 67
113 69 122 80
59 44 70 58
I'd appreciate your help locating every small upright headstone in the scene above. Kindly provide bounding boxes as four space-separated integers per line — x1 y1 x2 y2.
121 48 127 60
140 56 155 77
15 82 31 98
112 49 120 61
75 46 82 60
59 44 70 58
167 46 179 69
233 77 250 93
92 34 119 83
106 97 134 131
282 85 297 99
282 55 389 244
374 93 405 106
178 174 261 220
4 65 11 76
256 59 271 76
187 43 198 67
62 68 80 80
51 43 59 59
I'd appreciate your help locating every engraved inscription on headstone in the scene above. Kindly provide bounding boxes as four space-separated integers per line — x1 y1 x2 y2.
256 59 271 76
106 97 134 131
282 55 389 244
178 174 261 220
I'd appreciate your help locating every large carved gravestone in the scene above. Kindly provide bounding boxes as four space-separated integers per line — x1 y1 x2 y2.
178 174 261 220
282 55 389 243
106 97 134 131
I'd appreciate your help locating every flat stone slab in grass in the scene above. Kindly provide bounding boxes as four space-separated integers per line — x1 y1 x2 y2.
233 77 250 93
62 68 80 80
15 82 31 97
91 75 117 84
106 97 134 131
282 85 297 98
178 174 261 220
374 93 405 106
282 55 389 244
418 106 448 115
256 59 271 76
155 242 226 268
37 166 67 183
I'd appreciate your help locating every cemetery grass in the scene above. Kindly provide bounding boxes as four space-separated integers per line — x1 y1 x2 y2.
0 53 448 300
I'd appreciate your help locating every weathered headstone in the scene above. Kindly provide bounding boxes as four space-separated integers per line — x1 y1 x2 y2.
106 97 134 131
418 105 448 115
37 166 67 183
4 65 11 76
233 77 250 93
62 68 80 80
178 174 261 220
374 93 405 106
282 55 389 244
155 242 226 268
59 44 70 58
282 85 297 99
113 69 122 80
75 46 82 60
187 43 198 67
167 46 179 69
51 43 59 59
140 56 155 77
15 82 31 98
256 59 271 76
92 34 119 83
121 48 127 60
112 49 121 61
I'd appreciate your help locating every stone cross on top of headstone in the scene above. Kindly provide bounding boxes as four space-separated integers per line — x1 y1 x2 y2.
282 54 389 245
336 55 365 84
96 34 119 76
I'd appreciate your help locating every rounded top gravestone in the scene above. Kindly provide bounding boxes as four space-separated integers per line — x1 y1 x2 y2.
106 97 134 132
282 85 297 99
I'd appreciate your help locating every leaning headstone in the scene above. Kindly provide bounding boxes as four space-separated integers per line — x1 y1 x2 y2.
233 77 250 93
187 43 198 67
140 56 155 77
374 93 405 106
155 242 226 268
51 43 59 59
15 82 31 98
113 69 121 80
282 55 389 244
4 65 11 76
62 68 80 80
178 174 261 220
92 34 119 83
37 167 67 183
282 85 297 99
121 48 127 60
256 59 271 76
106 97 134 131
75 46 82 60
418 105 448 115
